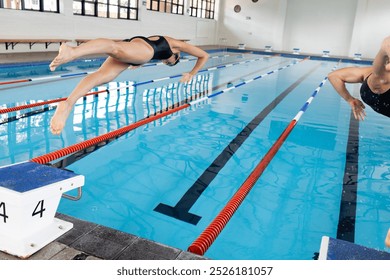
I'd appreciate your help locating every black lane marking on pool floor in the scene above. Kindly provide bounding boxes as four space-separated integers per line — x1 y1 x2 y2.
337 109 359 242
154 63 321 225
52 60 287 169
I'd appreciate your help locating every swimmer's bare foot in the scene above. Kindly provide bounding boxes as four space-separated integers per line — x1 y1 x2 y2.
386 228 390 247
50 101 72 135
49 43 74 71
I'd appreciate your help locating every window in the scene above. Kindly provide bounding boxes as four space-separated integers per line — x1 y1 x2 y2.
146 0 184 15
73 0 138 20
189 0 215 19
0 0 59 12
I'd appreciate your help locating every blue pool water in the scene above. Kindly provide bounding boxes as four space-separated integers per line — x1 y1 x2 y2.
0 51 389 260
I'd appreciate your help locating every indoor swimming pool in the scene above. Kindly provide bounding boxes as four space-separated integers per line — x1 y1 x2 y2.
0 50 389 260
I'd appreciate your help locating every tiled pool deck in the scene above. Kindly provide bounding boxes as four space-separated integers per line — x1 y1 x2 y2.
0 213 207 260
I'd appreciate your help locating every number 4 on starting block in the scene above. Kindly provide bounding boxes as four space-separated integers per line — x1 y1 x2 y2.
0 161 84 258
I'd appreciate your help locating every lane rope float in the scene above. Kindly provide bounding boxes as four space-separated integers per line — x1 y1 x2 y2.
0 55 271 115
29 57 305 165
0 53 240 87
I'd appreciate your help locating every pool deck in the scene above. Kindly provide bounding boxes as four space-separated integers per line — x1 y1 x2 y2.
0 213 207 260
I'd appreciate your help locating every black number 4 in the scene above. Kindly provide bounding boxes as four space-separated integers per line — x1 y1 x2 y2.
32 200 46 218
0 202 8 223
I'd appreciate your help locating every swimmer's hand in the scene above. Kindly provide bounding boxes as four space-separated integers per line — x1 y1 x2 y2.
180 73 194 83
348 97 366 121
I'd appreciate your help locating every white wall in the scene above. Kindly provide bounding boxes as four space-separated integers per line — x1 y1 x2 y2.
349 0 390 58
218 0 390 59
0 1 217 53
2 0 390 59
282 0 358 57
217 0 287 50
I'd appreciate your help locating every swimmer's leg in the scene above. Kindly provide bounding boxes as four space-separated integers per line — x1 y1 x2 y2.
50 57 129 134
50 38 128 71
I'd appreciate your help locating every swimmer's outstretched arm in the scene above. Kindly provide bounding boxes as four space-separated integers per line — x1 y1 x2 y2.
328 67 370 121
168 38 209 83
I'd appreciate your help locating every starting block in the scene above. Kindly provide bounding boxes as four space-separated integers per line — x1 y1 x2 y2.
238 43 246 50
292 48 300 55
353 53 362 60
0 161 84 258
322 50 330 57
264 45 273 52
319 236 390 260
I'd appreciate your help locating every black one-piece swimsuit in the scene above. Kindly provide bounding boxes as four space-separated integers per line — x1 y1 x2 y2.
360 74 390 117
123 36 174 66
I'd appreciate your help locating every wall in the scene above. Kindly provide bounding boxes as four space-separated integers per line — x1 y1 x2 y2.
0 1 217 53
282 0 358 57
349 0 390 58
217 0 287 50
218 0 390 59
2 0 390 58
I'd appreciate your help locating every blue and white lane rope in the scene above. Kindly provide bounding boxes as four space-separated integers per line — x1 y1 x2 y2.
0 71 94 85
198 56 267 73
291 78 328 122
29 71 92 82
207 60 303 98
292 63 339 122
197 57 308 102
1 54 275 114
133 56 271 87
0 53 237 86
293 79 327 121
143 53 234 67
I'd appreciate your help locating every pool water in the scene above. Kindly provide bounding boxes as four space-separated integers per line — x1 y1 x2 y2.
0 51 389 260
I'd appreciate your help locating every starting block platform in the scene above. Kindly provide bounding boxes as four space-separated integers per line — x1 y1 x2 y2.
0 161 84 258
319 236 390 260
